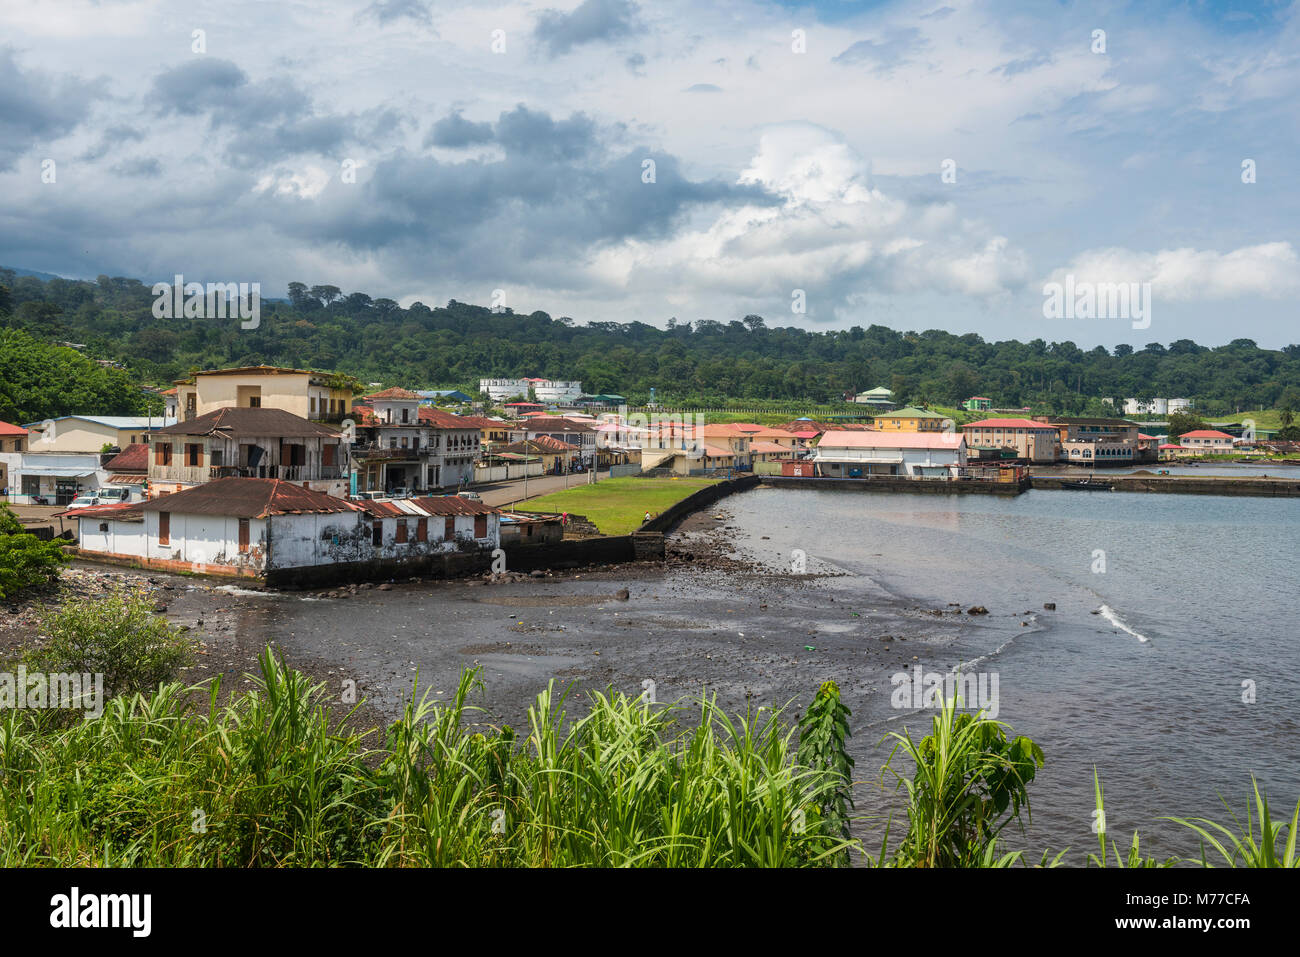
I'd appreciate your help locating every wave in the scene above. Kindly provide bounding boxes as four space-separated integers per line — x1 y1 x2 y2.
1098 603 1149 643
215 585 274 597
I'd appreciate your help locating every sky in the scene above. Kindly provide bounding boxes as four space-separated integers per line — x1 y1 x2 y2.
1 0 1298 348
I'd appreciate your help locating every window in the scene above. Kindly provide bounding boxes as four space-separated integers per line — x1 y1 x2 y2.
248 396 261 408
185 443 202 467
238 518 249 553
155 443 173 466
474 515 487 538
322 444 335 467
416 518 427 542
444 516 455 539
401 408 409 424
395 520 408 544
372 521 383 547
158 511 170 545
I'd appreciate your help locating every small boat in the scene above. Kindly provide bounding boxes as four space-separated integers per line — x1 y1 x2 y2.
1061 478 1114 490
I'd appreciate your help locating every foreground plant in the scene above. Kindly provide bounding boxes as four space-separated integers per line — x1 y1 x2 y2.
1166 776 1300 868
0 650 858 867
881 689 1044 867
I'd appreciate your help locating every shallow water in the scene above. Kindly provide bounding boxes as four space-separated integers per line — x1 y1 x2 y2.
718 485 1300 859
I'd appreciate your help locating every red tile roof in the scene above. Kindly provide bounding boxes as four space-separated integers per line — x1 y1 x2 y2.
418 407 484 429
366 387 420 400
1178 430 1234 439
0 420 29 436
141 478 359 518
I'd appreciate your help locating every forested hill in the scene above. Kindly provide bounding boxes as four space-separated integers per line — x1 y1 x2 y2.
2 268 1299 422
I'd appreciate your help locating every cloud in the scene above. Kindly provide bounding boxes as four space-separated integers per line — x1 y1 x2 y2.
0 47 105 170
833 28 926 75
360 0 433 26
149 58 308 127
79 124 145 162
424 111 495 148
1044 243 1300 301
685 83 722 93
534 0 642 57
110 156 161 178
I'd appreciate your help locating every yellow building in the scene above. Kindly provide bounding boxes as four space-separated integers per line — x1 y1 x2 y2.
872 407 949 433
175 366 354 423
22 415 171 452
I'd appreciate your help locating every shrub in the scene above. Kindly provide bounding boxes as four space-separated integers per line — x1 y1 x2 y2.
28 585 195 698
0 505 68 601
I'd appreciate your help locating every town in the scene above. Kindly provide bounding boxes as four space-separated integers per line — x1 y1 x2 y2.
3 369 1296 585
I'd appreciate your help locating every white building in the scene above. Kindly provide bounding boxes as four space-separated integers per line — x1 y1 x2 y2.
479 378 583 404
1122 398 1192 416
814 431 967 477
63 477 501 579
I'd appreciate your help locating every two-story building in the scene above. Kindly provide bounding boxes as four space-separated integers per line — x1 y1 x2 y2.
872 407 949 432
175 365 353 423
1039 416 1141 466
961 418 1059 463
11 415 174 504
350 390 485 492
1176 429 1235 453
147 407 348 498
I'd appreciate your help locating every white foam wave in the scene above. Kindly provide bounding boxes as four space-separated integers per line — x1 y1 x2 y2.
1099 604 1149 643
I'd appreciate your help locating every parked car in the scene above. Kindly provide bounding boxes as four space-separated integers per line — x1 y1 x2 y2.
68 493 102 509
389 487 411 499
353 490 387 501
456 491 481 501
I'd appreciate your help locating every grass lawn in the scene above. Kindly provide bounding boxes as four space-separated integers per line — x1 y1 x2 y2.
522 476 720 535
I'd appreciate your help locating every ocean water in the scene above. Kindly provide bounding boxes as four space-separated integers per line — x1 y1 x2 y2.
720 486 1300 859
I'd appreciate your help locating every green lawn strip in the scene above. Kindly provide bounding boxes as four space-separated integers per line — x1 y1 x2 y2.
521 477 720 535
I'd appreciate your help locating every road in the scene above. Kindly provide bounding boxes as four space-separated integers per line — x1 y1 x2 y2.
473 469 612 508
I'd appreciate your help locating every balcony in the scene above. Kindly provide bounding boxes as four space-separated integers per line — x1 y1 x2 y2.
209 465 344 480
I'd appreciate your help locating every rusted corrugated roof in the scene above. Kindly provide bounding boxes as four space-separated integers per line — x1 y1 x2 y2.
357 496 500 518
102 443 149 472
154 407 341 439
58 501 145 521
141 478 358 518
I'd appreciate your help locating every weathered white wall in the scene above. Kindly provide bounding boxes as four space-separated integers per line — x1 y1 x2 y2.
77 518 147 557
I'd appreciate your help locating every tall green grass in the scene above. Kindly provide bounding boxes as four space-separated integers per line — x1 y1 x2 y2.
0 649 855 867
2 654 1296 867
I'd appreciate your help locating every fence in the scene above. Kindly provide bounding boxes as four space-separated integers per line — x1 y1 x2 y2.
609 463 642 478
474 462 544 483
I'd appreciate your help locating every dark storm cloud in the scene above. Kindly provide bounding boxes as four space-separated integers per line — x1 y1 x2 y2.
0 48 106 170
533 0 642 57
265 106 778 282
424 111 495 148
148 58 387 166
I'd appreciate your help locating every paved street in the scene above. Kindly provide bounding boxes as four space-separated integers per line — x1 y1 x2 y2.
472 469 612 508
